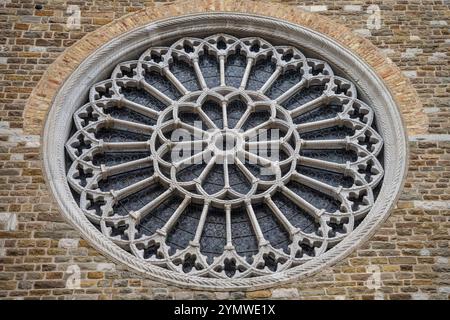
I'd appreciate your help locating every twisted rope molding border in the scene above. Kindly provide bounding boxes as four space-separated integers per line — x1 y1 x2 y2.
43 13 408 290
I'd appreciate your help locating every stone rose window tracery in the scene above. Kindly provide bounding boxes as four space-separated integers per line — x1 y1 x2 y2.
41 12 408 290
65 34 385 280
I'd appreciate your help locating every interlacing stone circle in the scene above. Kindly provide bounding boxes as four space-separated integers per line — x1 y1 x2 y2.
65 34 384 280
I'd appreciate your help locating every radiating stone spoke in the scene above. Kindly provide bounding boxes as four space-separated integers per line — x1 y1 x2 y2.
197 107 218 129
296 117 340 134
113 175 158 201
258 66 282 94
264 195 297 236
243 119 273 138
178 121 208 140
139 79 174 106
192 59 208 90
281 185 323 220
242 149 277 167
297 155 347 174
275 78 307 104
120 98 160 119
245 139 282 147
174 149 210 170
291 171 340 198
103 141 150 152
240 57 254 90
245 201 269 246
128 186 173 222
101 156 153 178
191 201 210 245
158 196 191 235
300 139 347 150
233 106 252 130
163 66 190 95
108 117 154 135
225 205 233 248
195 155 217 184
172 139 208 147
223 156 230 189
219 56 226 86
234 157 258 184
222 101 228 128
290 94 327 118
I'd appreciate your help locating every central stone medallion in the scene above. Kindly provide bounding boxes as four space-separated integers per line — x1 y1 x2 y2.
152 87 298 208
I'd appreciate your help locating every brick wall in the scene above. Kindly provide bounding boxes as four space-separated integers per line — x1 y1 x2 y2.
0 0 449 300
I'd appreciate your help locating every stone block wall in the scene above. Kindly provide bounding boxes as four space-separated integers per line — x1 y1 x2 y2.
0 0 449 300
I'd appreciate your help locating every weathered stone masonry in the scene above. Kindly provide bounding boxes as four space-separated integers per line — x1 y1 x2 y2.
0 0 449 299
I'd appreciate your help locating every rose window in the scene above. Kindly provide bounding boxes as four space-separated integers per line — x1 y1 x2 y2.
61 32 390 287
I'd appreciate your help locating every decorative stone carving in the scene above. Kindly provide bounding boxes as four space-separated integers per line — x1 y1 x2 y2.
43 14 407 290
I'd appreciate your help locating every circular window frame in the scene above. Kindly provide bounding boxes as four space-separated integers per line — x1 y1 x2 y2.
43 12 408 291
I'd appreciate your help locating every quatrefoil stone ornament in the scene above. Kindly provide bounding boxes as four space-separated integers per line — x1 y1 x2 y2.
44 14 407 290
